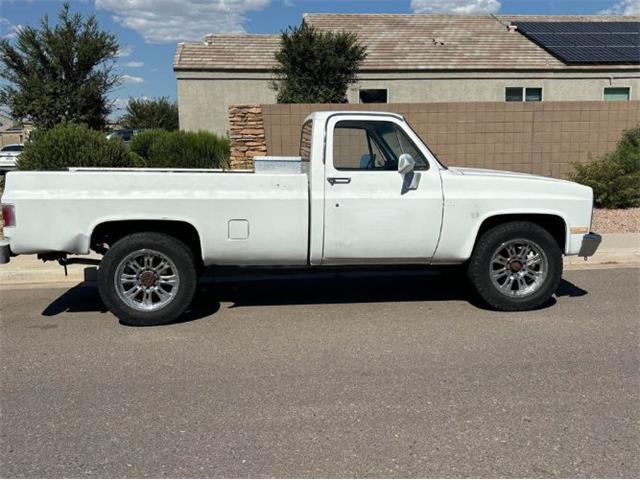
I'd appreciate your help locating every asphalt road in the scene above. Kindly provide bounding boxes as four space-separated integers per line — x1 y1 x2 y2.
1 267 639 478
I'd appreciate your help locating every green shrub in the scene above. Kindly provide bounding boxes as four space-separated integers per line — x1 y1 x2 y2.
570 125 640 209
146 130 229 169
129 129 166 160
128 151 147 168
17 123 133 170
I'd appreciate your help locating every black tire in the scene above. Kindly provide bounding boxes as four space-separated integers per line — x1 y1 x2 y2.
97 232 197 326
467 221 562 311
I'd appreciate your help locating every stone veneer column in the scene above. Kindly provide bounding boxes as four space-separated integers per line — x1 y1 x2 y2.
228 104 267 170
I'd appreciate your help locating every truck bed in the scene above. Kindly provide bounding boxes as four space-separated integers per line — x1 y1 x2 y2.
2 170 310 265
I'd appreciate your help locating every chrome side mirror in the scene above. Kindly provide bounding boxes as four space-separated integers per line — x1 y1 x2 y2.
398 153 416 175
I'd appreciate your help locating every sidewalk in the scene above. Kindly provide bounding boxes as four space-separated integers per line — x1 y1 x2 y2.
0 233 638 287
564 232 640 269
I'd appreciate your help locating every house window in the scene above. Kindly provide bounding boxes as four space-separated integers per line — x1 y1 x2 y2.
359 89 388 103
506 87 542 102
604 87 630 101
525 88 543 102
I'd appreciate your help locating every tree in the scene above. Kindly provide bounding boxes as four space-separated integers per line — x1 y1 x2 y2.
272 22 367 103
0 3 119 130
120 97 179 131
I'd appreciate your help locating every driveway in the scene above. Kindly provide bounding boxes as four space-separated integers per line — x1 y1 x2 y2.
1 267 639 478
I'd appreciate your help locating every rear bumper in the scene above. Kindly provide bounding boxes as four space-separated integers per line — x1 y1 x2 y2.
578 232 602 258
0 159 17 170
0 239 10 264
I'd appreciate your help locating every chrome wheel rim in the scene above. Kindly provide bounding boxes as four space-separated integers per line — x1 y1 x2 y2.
114 249 180 312
490 239 548 298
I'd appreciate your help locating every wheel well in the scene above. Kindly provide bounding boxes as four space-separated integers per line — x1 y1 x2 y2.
91 220 203 263
476 214 566 251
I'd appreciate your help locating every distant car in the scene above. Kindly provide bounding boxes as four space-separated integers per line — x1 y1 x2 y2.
0 144 23 173
106 129 143 145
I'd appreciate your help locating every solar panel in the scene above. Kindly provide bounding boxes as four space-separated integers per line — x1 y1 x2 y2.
515 21 640 64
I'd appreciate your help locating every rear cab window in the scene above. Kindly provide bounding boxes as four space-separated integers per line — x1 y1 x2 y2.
299 120 313 164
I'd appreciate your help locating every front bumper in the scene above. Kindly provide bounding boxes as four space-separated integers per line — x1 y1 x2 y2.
0 239 10 264
578 232 602 258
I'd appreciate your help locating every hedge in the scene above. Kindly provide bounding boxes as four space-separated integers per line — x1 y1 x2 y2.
129 129 166 161
17 124 230 171
570 125 640 209
144 130 230 169
18 123 134 170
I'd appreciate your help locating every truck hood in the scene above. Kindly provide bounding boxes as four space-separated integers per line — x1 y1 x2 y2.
447 166 571 184
442 166 592 202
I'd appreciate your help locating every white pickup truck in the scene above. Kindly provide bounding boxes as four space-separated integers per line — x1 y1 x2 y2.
0 111 601 325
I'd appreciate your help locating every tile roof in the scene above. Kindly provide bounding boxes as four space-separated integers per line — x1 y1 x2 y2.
174 34 280 70
173 14 640 71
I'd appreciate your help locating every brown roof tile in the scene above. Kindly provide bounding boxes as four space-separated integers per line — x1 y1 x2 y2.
173 14 640 71
174 34 280 70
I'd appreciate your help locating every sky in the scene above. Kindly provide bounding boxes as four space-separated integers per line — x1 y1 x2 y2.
0 0 638 118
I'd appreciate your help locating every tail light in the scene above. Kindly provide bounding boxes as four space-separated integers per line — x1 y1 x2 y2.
1 204 15 227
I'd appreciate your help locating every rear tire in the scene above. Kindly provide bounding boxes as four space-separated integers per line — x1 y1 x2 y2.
97 232 197 326
467 221 562 311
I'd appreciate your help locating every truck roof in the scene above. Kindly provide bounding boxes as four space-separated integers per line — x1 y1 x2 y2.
305 111 405 123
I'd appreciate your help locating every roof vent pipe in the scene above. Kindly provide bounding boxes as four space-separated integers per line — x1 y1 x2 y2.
508 24 518 33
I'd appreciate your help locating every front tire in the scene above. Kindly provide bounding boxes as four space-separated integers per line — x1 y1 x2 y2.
467 221 562 311
98 232 197 326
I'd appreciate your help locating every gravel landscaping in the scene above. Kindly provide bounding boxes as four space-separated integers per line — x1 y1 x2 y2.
592 208 640 234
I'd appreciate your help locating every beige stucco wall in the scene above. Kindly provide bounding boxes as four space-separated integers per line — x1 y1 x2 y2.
177 71 276 136
176 69 640 136
348 73 640 103
0 131 26 147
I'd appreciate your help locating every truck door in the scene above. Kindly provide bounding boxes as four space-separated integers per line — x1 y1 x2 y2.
322 115 443 264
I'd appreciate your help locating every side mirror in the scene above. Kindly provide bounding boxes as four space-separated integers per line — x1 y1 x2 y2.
398 153 416 175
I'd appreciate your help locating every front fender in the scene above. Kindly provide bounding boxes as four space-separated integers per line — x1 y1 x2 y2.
432 208 570 264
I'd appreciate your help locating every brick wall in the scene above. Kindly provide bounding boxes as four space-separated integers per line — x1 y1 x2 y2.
230 101 640 177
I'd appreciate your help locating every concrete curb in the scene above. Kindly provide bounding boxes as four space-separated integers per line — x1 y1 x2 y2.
0 233 638 288
564 233 640 269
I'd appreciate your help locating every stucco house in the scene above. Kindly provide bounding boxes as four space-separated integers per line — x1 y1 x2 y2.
0 110 29 147
173 14 640 135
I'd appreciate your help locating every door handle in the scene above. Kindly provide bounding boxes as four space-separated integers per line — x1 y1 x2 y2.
327 177 351 185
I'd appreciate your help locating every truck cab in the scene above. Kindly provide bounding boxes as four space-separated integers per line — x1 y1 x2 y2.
304 112 444 265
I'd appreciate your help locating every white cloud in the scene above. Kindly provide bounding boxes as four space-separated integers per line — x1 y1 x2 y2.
116 44 133 57
598 0 640 15
124 60 144 68
95 0 270 43
411 0 501 14
112 98 130 110
1 18 23 39
121 74 145 84
112 96 151 110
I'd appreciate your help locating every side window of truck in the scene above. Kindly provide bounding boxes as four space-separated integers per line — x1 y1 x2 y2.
332 120 428 171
